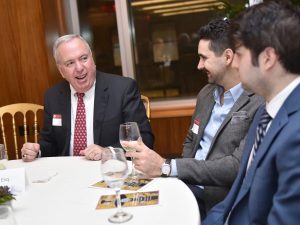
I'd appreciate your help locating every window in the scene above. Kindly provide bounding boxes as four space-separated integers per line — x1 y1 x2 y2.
75 0 248 101
77 0 122 76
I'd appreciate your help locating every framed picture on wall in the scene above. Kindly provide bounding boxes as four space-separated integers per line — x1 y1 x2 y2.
152 23 179 63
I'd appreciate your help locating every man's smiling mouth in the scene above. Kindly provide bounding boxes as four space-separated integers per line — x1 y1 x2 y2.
75 74 87 80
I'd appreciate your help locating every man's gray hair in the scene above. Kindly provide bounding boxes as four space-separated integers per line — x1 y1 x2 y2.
53 34 92 64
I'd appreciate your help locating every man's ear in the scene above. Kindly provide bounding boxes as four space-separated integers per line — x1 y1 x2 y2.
57 64 65 78
262 47 278 71
224 48 234 65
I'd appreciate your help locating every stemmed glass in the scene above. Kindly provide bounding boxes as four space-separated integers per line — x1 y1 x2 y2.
0 205 17 225
0 144 7 160
101 147 133 223
119 122 141 179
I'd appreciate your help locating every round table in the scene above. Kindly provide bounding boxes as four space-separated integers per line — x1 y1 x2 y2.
3 157 200 225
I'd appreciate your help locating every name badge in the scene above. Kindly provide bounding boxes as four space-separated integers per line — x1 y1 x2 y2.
192 119 200 134
52 114 62 126
0 168 26 195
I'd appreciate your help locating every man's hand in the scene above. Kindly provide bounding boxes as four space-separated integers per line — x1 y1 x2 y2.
80 144 105 161
124 140 165 177
21 143 40 162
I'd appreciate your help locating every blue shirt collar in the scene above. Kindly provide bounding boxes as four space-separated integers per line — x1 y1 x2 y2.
213 83 244 104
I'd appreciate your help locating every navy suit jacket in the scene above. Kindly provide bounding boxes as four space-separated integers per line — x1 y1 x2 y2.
203 84 300 225
39 71 154 157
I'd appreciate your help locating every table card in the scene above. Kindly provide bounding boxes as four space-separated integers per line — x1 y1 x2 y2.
91 178 153 191
0 168 26 194
96 191 159 209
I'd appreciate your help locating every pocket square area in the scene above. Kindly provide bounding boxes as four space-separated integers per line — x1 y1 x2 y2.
231 111 249 124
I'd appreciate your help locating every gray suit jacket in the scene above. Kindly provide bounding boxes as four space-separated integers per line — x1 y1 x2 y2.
176 84 263 211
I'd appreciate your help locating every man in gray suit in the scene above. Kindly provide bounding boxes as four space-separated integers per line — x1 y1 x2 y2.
124 18 263 218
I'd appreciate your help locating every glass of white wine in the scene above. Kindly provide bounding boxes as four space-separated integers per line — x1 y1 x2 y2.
119 122 141 179
0 205 17 225
0 144 7 160
101 147 133 223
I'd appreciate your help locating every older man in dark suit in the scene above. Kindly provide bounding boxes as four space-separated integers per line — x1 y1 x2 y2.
21 34 153 161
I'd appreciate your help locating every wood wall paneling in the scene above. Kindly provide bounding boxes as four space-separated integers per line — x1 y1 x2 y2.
149 104 194 158
151 116 192 158
0 0 65 157
41 0 67 85
0 0 52 106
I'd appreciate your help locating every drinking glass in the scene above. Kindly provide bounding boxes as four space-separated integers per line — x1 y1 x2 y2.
0 144 7 160
0 205 17 225
119 122 141 179
101 147 132 223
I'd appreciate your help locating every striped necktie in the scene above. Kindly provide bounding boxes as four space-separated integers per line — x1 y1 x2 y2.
252 107 272 161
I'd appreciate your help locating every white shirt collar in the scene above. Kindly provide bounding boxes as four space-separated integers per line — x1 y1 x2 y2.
266 77 300 119
70 81 96 98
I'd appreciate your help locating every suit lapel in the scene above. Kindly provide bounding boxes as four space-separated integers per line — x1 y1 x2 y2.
246 113 288 179
232 108 287 207
232 84 300 209
207 91 251 157
93 72 109 144
58 82 71 155
192 90 215 155
221 105 264 212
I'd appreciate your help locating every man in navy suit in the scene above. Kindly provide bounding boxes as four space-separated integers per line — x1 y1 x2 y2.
21 34 153 161
203 1 300 224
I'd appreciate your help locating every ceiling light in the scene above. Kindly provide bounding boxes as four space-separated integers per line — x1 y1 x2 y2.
140 0 219 11
132 0 176 7
153 2 223 13
161 6 224 16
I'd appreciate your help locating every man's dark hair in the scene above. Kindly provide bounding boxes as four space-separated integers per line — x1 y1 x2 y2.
198 18 231 56
231 0 300 74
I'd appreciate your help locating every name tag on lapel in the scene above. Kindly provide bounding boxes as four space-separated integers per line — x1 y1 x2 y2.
52 114 62 126
192 119 200 134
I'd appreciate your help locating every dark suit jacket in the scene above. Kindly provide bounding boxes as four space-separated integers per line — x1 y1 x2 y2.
176 84 263 211
203 84 300 225
40 71 154 157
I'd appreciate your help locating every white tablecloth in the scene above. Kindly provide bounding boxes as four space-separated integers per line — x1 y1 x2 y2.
2 157 200 225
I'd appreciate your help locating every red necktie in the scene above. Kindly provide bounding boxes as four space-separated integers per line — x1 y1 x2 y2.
73 93 87 156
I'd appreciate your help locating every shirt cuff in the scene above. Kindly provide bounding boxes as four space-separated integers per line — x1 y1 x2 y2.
170 159 178 176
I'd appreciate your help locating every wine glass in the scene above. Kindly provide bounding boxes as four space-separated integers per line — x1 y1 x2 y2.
0 205 17 225
101 147 133 223
0 144 7 160
119 122 141 179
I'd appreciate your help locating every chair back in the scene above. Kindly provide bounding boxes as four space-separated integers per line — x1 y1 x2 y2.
0 103 43 159
141 95 151 120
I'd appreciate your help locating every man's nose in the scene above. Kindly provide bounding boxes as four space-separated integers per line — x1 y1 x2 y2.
74 61 84 71
197 59 204 70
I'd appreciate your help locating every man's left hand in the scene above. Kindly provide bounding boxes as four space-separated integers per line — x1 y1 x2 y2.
80 144 104 161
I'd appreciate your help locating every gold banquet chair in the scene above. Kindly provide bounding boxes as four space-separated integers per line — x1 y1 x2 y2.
0 103 43 160
141 95 151 120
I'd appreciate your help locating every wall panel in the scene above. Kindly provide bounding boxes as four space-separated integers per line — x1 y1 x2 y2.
151 116 192 158
0 0 51 106
0 0 64 157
